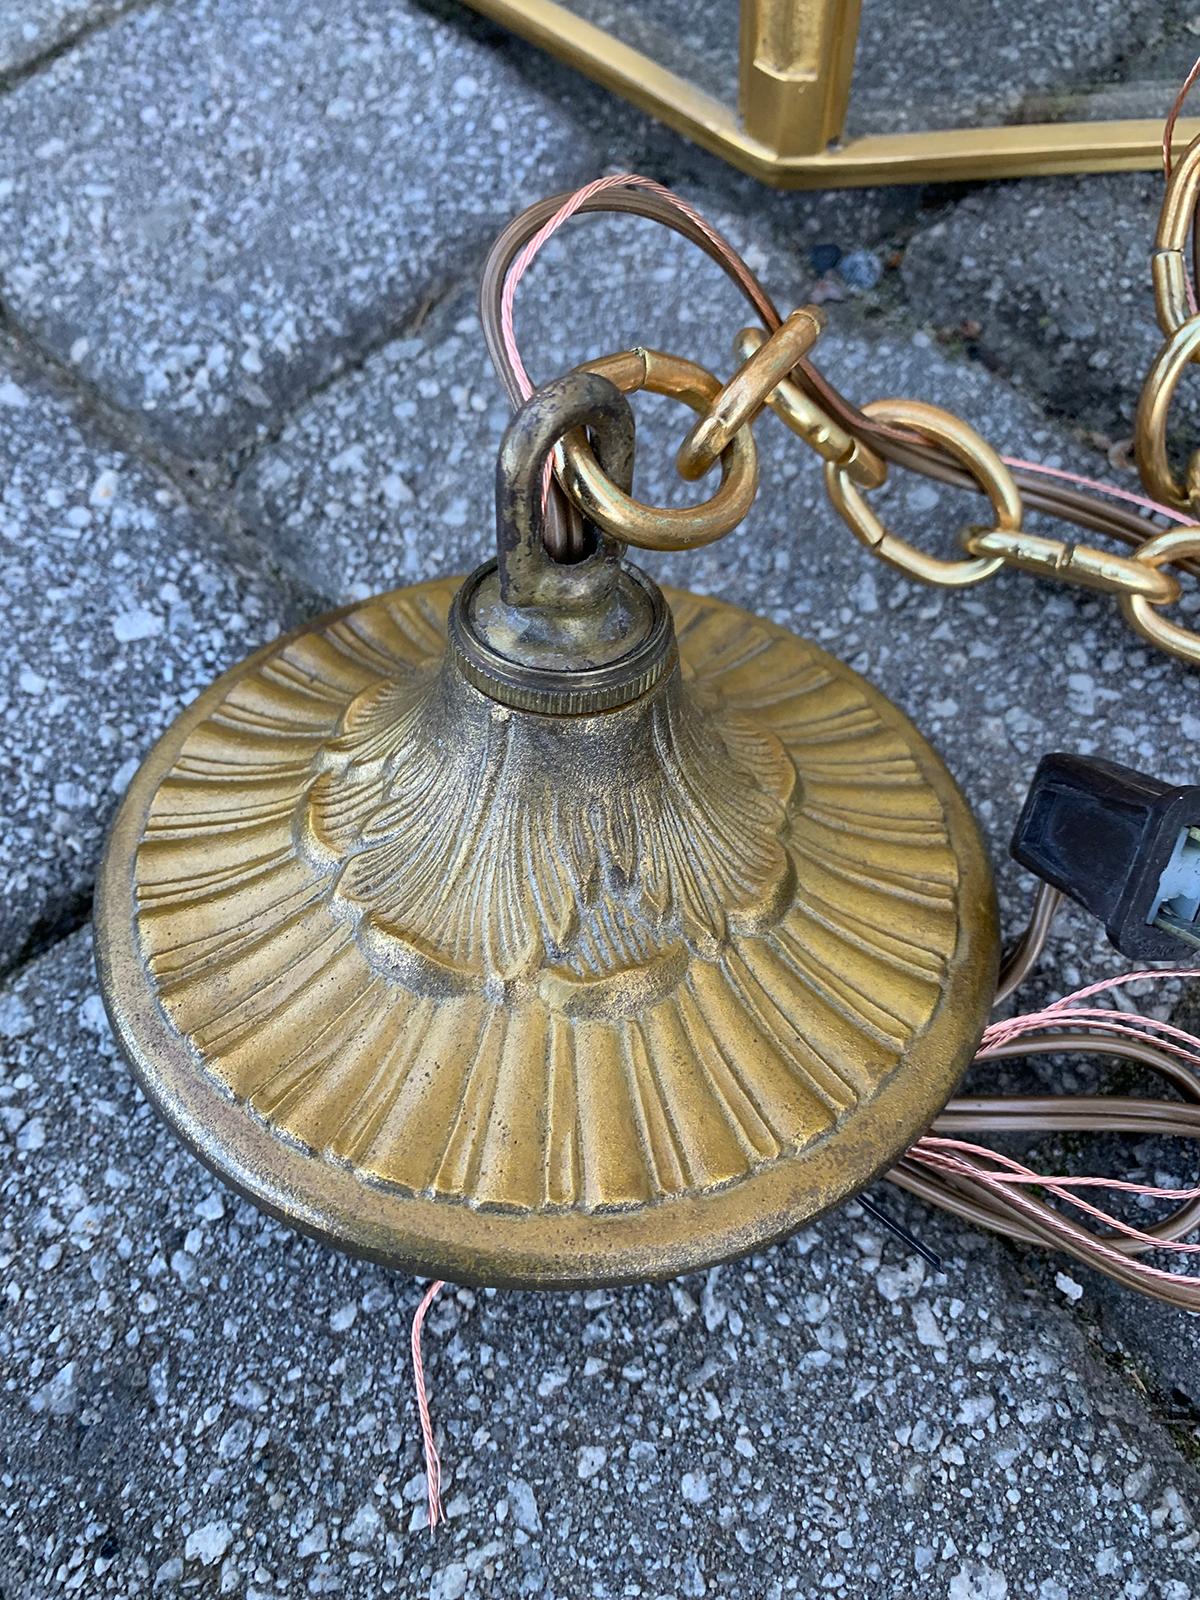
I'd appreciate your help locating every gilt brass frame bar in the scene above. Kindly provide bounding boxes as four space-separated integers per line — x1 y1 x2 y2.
463 0 1200 188
738 0 863 158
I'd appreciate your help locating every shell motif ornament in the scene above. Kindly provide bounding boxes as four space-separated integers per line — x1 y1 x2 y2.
95 372 998 1287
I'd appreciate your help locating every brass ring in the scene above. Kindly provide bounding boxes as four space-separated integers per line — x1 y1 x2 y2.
1153 135 1200 336
962 526 1183 606
1119 527 1200 666
675 307 824 481
558 348 758 552
825 399 1017 588
732 327 886 489
1135 315 1200 511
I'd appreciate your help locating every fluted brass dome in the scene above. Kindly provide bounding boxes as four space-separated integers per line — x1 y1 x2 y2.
96 571 997 1286
95 369 997 1287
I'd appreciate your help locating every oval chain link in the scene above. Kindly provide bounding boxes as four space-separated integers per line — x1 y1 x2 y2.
1135 313 1200 512
824 398 1014 587
555 292 1200 664
1118 528 1200 664
1139 129 1200 514
730 326 886 488
962 528 1183 606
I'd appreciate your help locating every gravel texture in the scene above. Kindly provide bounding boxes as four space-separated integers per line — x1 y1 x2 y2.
0 0 133 78
0 0 925 467
901 173 1178 444
0 0 594 462
846 0 1183 135
0 336 304 972
2 931 1199 1598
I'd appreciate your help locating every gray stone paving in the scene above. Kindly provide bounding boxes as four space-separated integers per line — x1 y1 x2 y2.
0 0 594 462
846 0 1181 136
3 0 1200 1594
901 174 1179 444
3 932 1200 1598
0 334 308 972
0 0 133 79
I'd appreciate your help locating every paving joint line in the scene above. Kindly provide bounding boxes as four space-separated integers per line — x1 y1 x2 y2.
1 892 94 988
225 274 472 492
0 271 480 987
0 297 327 614
0 0 161 97
0 295 237 525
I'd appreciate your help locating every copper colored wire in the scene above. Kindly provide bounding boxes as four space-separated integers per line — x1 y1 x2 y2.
1164 54 1200 180
902 945 1200 1309
411 1279 446 1529
408 177 1200 1524
994 882 1063 1005
479 185 1200 1305
480 185 1200 579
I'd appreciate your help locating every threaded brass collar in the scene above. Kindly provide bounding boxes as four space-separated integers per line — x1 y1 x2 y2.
447 561 676 715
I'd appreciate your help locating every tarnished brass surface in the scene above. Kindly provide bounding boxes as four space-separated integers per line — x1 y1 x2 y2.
484 192 1200 665
96 575 997 1288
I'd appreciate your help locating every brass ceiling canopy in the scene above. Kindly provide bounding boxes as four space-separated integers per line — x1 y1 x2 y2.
95 370 998 1289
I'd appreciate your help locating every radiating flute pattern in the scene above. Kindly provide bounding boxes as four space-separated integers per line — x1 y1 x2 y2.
133 579 961 1215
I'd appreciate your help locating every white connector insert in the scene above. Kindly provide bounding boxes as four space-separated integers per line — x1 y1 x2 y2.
1148 825 1200 928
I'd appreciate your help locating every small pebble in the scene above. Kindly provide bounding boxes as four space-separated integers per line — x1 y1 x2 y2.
184 1522 232 1567
838 248 883 290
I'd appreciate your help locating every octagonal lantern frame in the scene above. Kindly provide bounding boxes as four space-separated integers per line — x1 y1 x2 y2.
461 0 1200 187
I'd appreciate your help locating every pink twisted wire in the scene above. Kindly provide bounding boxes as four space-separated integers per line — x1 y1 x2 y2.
499 172 778 403
905 1145 1200 1289
907 968 1200 1282
999 457 1192 525
410 1279 445 1529
407 176 1200 1508
982 968 1200 1063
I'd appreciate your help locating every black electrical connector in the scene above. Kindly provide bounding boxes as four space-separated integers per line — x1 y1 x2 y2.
1011 753 1200 960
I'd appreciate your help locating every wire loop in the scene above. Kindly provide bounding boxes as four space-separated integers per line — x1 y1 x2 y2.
480 175 1200 668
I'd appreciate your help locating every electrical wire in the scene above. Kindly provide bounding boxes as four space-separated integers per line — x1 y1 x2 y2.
477 179 1200 1307
480 182 1200 575
409 88 1200 1529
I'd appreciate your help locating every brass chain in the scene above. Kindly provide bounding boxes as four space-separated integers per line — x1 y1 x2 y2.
547 154 1200 668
